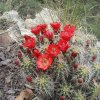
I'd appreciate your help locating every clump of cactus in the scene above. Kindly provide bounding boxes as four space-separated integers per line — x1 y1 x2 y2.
15 13 100 100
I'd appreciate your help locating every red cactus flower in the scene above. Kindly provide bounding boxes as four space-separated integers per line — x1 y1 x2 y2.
58 39 70 52
73 63 78 69
36 54 52 70
18 51 22 58
60 96 65 100
38 24 47 32
26 76 32 83
50 22 60 31
64 24 76 33
60 31 73 41
23 35 36 49
71 51 78 58
44 30 53 40
46 44 60 58
31 25 41 35
24 35 31 40
32 49 40 58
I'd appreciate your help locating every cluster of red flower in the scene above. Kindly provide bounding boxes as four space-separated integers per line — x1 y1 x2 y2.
22 22 76 70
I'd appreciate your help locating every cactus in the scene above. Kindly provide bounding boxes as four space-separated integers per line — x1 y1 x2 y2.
34 75 54 99
16 8 100 100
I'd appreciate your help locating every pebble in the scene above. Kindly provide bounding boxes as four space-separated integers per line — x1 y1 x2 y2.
0 59 11 66
0 52 5 61
7 89 15 94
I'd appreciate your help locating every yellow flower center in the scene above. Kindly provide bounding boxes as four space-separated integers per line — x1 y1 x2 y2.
52 47 56 52
42 58 49 66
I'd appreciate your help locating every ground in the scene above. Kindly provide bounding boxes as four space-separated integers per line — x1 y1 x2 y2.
0 42 25 100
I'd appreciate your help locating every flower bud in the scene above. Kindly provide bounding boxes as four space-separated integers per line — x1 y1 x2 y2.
60 96 64 100
32 49 40 58
71 51 78 58
18 51 22 58
14 59 19 65
73 63 78 69
26 76 32 83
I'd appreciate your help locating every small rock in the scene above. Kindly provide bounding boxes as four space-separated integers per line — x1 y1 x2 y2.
7 89 15 94
7 46 11 52
5 75 12 83
25 84 34 89
3 85 8 92
1 59 11 65
0 52 5 61
7 95 15 100
0 47 4 49
0 62 2 67
25 18 35 29
0 90 3 98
